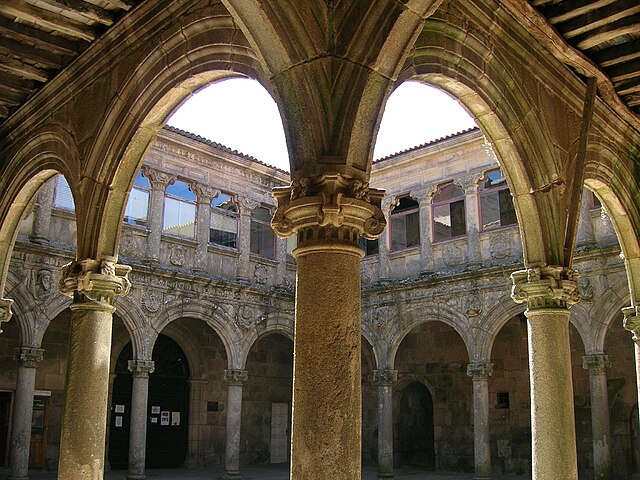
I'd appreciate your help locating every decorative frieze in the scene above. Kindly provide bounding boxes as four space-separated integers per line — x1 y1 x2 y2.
467 362 493 380
58 258 131 309
224 369 248 385
622 305 640 342
373 369 397 386
15 346 44 368
0 298 13 331
272 172 386 251
582 354 610 374
511 266 580 310
128 359 155 377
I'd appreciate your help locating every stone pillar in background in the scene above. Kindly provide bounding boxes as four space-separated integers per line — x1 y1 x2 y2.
272 173 385 480
373 369 397 479
57 258 131 479
467 361 493 480
236 197 259 281
623 305 640 479
462 176 482 267
511 266 580 480
126 359 155 480
224 369 247 479
192 184 219 271
141 166 174 262
9 346 44 480
29 178 55 244
410 187 434 273
377 197 396 281
576 189 597 247
582 353 612 480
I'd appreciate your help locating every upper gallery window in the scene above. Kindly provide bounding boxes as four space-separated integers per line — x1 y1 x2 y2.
123 170 150 226
432 182 466 242
589 191 602 209
53 175 75 211
210 193 238 248
360 237 380 256
479 169 517 231
250 206 275 259
163 180 196 238
390 196 420 251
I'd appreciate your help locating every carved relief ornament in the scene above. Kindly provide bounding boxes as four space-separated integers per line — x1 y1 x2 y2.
58 258 132 310
128 359 155 377
623 305 640 343
467 361 493 380
224 369 248 385
16 346 44 368
271 172 386 251
0 298 13 331
511 266 580 310
373 369 398 386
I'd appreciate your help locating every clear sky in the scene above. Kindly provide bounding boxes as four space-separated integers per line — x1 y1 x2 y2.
167 78 477 172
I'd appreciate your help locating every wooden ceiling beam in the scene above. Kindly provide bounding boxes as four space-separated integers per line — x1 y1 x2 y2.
0 54 49 82
104 0 135 10
559 3 640 38
572 13 640 49
615 77 640 95
0 85 26 106
0 71 35 94
0 104 10 120
540 0 618 25
0 1 97 42
625 92 640 106
606 57 640 82
35 0 118 26
0 36 65 70
592 38 640 66
0 17 80 56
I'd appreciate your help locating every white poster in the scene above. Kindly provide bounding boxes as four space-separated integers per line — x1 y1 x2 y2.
151 406 160 414
150 417 158 424
115 416 123 427
161 411 170 426
171 411 180 426
115 404 125 413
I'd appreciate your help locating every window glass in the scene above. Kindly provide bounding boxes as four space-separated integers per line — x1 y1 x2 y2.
287 236 297 256
163 180 196 238
53 175 75 211
479 169 516 231
433 183 466 242
210 193 237 248
359 237 379 256
124 170 149 226
250 206 275 259
589 191 602 209
390 197 420 251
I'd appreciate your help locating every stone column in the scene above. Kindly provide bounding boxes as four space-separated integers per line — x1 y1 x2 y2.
576 189 597 247
29 178 55 244
9 346 44 480
582 353 612 480
373 369 397 479
462 176 482 267
623 305 640 477
272 173 386 480
224 369 247 479
511 266 580 480
410 188 434 273
126 359 155 480
467 361 493 480
275 236 288 286
0 297 13 332
141 166 174 262
377 197 396 281
57 258 131 479
236 197 259 281
191 184 219 271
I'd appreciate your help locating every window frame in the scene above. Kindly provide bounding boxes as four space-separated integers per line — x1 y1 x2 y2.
209 192 238 249
478 168 517 232
250 205 276 259
431 182 466 243
162 179 197 239
389 196 420 252
52 175 75 212
123 170 151 227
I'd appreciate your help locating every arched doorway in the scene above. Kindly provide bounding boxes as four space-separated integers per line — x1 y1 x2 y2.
108 334 190 469
397 381 435 468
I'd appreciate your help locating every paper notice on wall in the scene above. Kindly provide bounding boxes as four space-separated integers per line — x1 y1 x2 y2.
151 406 160 414
161 411 170 426
115 416 123 427
115 404 125 413
150 417 158 424
171 411 180 426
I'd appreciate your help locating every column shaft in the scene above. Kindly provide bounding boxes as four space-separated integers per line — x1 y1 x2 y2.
583 357 611 480
236 197 258 281
292 249 362 479
468 362 492 480
30 179 55 244
127 361 154 480
224 370 246 479
374 370 396 479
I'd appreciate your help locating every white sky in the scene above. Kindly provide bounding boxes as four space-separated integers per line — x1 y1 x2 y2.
167 78 477 172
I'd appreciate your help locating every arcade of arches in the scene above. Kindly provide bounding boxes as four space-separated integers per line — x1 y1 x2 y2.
1 2 640 480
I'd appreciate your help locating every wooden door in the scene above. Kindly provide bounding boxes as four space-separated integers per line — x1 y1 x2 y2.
270 402 289 464
29 396 48 467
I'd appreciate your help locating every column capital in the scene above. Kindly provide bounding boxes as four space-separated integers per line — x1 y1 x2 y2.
191 183 220 204
409 187 432 205
224 369 248 385
511 266 580 310
0 297 13 332
140 166 175 190
272 172 386 252
15 346 44 368
459 174 480 193
58 258 131 311
373 369 397 386
622 305 640 342
128 359 155 377
467 361 493 380
237 196 260 215
582 354 611 374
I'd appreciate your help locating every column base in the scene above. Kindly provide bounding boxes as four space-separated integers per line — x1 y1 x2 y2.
378 474 394 479
222 474 242 480
8 476 29 480
126 474 145 480
473 476 492 480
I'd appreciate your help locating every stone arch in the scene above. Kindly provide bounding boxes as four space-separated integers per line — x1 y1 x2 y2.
33 294 72 347
152 298 239 369
238 320 294 369
0 125 79 295
360 321 383 369
4 269 40 346
590 276 631 353
112 295 148 359
480 296 527 361
567 303 595 354
388 304 472 369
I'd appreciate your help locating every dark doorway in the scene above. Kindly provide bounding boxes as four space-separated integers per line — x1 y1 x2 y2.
0 392 11 466
108 335 190 469
397 381 435 468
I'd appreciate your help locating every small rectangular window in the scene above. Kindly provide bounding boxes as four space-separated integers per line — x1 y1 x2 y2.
210 193 237 248
390 197 420 251
479 169 517 231
432 183 466 242
53 175 75 211
124 170 150 226
250 206 275 259
497 391 510 409
163 180 196 238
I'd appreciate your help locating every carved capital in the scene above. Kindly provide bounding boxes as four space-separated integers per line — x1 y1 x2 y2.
0 298 13 332
582 354 610 374
58 258 132 310
224 369 248 386
511 266 580 310
467 362 493 380
271 173 386 252
237 196 260 215
373 369 397 386
15 346 44 368
409 187 432 205
191 183 220 204
141 166 175 190
128 359 155 377
622 305 640 343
